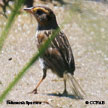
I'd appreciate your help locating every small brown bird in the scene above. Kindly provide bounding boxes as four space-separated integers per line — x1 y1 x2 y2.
24 6 85 98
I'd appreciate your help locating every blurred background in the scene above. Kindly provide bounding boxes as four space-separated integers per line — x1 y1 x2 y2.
0 0 108 108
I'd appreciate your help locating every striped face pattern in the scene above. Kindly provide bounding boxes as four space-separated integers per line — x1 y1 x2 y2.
24 6 84 98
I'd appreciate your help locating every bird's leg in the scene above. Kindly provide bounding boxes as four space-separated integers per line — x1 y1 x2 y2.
63 78 68 95
31 68 47 94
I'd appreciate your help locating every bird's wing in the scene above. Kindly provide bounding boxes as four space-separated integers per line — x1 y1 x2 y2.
52 31 75 70
37 30 75 75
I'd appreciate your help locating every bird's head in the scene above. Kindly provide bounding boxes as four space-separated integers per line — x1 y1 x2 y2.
24 6 58 30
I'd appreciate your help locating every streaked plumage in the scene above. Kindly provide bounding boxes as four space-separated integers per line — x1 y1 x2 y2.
24 6 85 98
37 30 75 77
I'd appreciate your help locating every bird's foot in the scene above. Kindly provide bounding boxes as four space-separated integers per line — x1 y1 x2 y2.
28 89 38 94
62 90 68 95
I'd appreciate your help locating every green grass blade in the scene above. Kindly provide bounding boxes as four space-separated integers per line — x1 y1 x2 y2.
0 27 60 103
0 0 76 103
0 0 25 52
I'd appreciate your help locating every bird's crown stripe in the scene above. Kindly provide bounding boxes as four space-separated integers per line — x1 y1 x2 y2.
33 7 49 14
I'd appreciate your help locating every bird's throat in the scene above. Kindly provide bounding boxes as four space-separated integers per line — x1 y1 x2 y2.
37 21 58 30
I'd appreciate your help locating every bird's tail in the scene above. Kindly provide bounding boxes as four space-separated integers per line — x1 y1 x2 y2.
64 73 86 99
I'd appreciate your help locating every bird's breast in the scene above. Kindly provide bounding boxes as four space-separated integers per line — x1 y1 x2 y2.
35 30 52 49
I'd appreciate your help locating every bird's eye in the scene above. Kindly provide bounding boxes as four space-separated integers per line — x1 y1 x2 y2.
36 10 43 15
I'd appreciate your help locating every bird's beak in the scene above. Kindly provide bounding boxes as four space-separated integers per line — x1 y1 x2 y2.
24 7 33 14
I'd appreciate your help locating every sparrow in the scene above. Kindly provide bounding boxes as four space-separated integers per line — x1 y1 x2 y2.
24 6 85 98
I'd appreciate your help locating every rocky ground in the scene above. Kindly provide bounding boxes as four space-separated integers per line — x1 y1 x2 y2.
0 0 108 108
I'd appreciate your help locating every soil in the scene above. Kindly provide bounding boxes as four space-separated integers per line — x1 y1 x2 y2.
0 0 108 108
